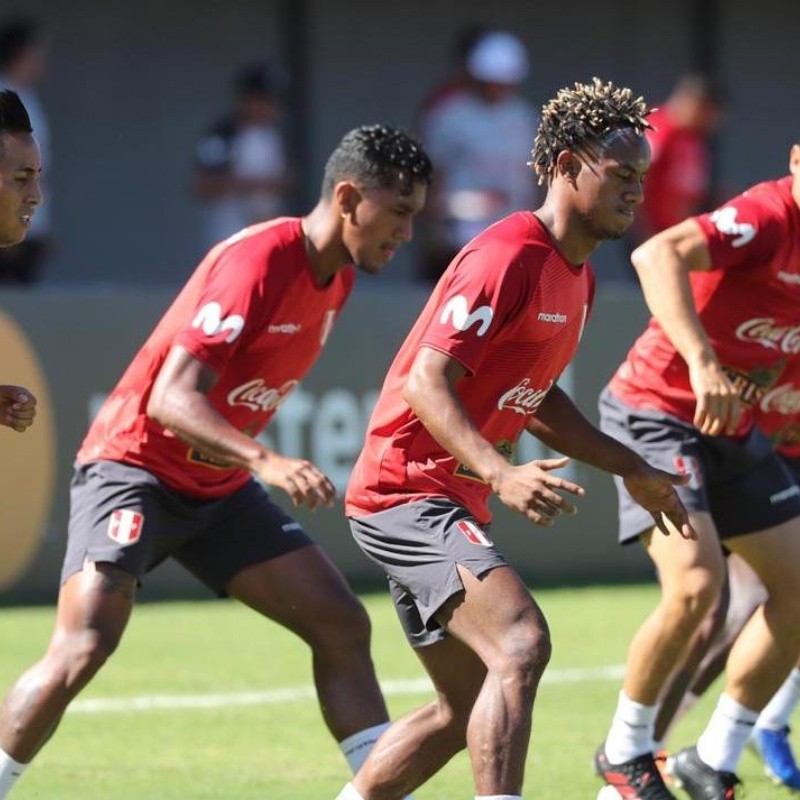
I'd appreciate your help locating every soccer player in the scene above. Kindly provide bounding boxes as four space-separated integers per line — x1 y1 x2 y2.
0 124 432 796
334 78 694 800
0 88 39 432
595 141 800 800
651 360 800 791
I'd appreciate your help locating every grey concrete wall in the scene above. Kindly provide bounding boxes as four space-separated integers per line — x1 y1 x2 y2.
0 1 795 287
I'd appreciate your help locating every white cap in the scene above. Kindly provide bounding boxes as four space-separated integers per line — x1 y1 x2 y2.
466 31 529 85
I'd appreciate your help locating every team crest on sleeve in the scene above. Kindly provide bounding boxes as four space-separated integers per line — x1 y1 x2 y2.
440 295 494 337
107 509 144 547
710 207 756 248
191 301 245 343
456 519 494 547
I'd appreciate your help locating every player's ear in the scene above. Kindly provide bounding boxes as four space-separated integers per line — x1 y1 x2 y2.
790 143 800 175
334 181 362 221
555 150 581 185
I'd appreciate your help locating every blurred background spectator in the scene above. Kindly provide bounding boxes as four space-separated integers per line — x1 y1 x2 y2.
0 16 51 286
414 22 490 133
627 72 727 252
191 62 293 253
417 29 539 283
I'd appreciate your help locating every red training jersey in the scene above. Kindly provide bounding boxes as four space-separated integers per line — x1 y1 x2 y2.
78 218 355 498
639 107 711 234
346 212 595 524
609 177 800 435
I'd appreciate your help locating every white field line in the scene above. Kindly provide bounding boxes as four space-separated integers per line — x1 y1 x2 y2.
68 664 625 715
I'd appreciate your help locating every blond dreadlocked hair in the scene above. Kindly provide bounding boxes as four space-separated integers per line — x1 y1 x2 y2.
529 77 653 185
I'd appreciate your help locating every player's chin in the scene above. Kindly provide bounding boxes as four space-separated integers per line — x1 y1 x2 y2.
356 254 390 275
0 227 26 247
603 217 634 240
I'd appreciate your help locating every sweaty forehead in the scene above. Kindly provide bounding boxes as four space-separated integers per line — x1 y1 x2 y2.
598 128 650 170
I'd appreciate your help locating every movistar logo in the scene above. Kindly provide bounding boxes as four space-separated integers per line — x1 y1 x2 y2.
440 295 493 337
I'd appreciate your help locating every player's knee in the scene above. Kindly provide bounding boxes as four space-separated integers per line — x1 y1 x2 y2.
495 621 552 688
314 591 373 650
664 565 725 624
59 628 121 685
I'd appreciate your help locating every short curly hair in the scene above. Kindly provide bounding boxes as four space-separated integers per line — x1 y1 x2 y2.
322 124 432 197
530 77 653 185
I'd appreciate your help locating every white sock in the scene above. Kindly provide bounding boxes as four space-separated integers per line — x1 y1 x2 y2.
338 723 414 800
0 748 27 796
757 667 800 731
475 796 522 799
604 691 658 763
697 693 759 773
339 722 391 774
335 783 366 800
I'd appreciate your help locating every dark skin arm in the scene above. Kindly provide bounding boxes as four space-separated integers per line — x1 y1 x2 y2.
527 385 696 539
147 345 335 509
403 346 585 526
0 385 36 432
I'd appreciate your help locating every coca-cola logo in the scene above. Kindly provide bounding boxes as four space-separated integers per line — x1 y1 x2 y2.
227 378 299 412
735 318 800 354
760 382 800 415
497 378 553 415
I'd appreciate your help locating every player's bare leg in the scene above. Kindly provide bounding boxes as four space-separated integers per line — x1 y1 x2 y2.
352 564 551 799
623 513 725 707
348 635 486 798
669 518 800 790
653 572 730 744
227 545 390 741
0 562 135 761
719 520 800 710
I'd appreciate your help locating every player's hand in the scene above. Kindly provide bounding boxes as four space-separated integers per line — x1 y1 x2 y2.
622 459 697 540
492 456 585 526
252 454 336 510
0 386 36 433
688 358 741 436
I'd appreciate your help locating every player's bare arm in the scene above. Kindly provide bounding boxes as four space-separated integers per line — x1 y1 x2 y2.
528 386 696 539
0 385 36 432
147 345 335 509
632 218 741 436
403 346 584 526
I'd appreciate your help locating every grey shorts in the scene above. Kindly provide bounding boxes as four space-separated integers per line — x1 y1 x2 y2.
599 389 800 544
62 460 314 595
348 498 508 648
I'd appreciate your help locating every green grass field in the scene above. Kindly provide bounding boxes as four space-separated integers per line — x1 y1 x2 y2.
0 584 789 798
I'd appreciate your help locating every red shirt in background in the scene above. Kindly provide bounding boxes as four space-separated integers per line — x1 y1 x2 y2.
609 177 800 436
639 106 711 235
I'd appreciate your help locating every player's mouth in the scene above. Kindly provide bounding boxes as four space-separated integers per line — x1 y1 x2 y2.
19 212 34 226
616 206 636 218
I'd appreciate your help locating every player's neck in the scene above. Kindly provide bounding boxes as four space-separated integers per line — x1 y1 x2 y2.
301 203 351 286
533 203 598 266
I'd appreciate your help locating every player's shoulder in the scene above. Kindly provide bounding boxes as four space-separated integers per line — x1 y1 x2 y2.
220 217 301 255
205 218 302 276
454 213 551 286
740 176 795 214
